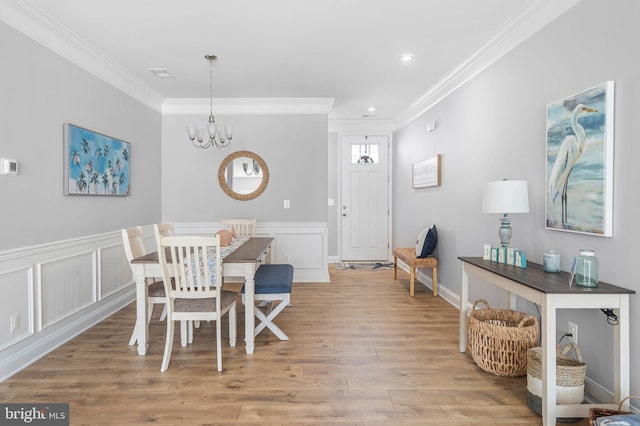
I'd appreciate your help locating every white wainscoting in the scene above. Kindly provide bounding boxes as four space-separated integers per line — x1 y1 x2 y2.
0 221 328 381
0 231 134 382
176 222 330 283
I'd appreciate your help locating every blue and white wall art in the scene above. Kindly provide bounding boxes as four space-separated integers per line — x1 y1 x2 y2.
63 124 131 196
545 81 614 236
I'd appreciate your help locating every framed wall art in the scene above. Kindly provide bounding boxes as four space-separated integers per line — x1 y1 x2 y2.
63 124 131 196
545 81 614 236
412 154 441 188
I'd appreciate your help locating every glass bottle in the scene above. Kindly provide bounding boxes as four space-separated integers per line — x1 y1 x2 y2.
575 249 599 287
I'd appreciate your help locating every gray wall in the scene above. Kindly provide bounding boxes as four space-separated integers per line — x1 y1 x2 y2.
394 0 639 395
0 22 162 251
161 114 328 222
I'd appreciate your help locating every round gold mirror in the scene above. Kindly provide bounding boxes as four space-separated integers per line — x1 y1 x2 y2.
218 150 269 200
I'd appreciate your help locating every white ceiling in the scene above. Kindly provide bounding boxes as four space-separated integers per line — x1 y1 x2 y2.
3 0 580 125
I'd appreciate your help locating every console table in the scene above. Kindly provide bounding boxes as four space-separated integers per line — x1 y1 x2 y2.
458 257 634 425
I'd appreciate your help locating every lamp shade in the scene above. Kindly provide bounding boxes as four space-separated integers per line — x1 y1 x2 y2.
482 180 529 214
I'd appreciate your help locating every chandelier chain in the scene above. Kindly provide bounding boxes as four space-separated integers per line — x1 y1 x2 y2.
209 58 214 121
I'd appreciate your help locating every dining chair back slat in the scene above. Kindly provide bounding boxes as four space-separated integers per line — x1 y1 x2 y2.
221 218 256 238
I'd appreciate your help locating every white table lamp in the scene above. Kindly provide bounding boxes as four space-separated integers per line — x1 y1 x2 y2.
482 179 529 247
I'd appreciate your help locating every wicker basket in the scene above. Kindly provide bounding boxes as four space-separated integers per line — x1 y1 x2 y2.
527 343 586 405
467 299 539 377
589 396 640 425
527 343 586 422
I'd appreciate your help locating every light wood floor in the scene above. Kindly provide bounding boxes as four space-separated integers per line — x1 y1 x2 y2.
1 265 589 425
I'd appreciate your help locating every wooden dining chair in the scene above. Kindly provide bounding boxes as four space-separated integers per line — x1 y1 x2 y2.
152 224 175 322
122 226 168 346
158 234 237 373
153 223 175 241
153 222 199 346
221 218 256 238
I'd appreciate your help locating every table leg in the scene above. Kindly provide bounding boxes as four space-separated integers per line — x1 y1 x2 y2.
541 295 557 425
133 265 149 356
459 263 469 352
615 295 631 407
244 263 256 355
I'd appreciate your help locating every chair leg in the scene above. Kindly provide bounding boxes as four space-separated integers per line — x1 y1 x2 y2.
129 300 152 345
229 305 237 347
147 303 154 323
180 321 188 347
159 305 167 321
216 316 223 372
160 318 175 372
128 320 139 346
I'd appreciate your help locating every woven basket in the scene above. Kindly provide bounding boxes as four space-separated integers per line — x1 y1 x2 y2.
527 343 586 405
467 299 539 377
589 396 640 425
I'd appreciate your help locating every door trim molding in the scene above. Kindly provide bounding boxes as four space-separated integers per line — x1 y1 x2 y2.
338 131 393 261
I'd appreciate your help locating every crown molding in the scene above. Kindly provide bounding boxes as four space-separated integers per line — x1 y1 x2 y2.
394 0 583 129
328 119 396 134
2 0 581 123
162 98 334 115
0 0 164 111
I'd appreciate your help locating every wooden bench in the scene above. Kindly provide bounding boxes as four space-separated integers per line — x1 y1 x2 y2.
393 247 438 297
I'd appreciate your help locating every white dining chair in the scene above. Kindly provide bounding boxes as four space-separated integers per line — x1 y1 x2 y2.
221 218 256 238
122 226 168 346
158 234 237 373
153 224 175 323
153 223 175 241
153 222 198 346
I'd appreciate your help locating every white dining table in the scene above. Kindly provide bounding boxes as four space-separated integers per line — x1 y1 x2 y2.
129 237 273 356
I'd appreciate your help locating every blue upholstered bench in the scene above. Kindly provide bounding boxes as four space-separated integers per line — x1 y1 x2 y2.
242 264 294 340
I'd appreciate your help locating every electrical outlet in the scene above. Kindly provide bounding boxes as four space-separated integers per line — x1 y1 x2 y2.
568 321 578 345
10 313 20 333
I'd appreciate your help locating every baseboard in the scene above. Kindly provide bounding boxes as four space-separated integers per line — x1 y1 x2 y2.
0 288 134 383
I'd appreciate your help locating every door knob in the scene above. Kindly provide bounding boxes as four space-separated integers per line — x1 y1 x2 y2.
342 213 347 217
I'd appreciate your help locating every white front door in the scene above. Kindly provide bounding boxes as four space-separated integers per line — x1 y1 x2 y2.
340 135 389 261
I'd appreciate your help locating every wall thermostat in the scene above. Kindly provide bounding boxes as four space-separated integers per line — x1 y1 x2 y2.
0 158 18 175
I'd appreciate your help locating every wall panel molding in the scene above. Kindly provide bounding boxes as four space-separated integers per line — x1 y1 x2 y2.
0 230 132 382
0 266 34 351
175 221 329 282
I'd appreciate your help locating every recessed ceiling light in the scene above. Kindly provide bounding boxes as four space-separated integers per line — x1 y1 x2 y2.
368 107 376 112
400 54 413 63
148 68 174 78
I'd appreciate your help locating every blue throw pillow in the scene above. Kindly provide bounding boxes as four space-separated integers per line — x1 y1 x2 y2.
418 225 437 258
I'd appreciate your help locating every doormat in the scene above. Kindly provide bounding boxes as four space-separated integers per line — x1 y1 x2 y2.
335 262 394 270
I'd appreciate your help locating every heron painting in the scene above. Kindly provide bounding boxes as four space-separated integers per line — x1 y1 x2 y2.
545 82 614 236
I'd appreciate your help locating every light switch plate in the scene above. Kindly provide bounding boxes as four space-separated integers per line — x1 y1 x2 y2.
0 158 18 175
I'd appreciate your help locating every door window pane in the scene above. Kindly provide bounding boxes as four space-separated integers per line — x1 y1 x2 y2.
351 144 378 164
